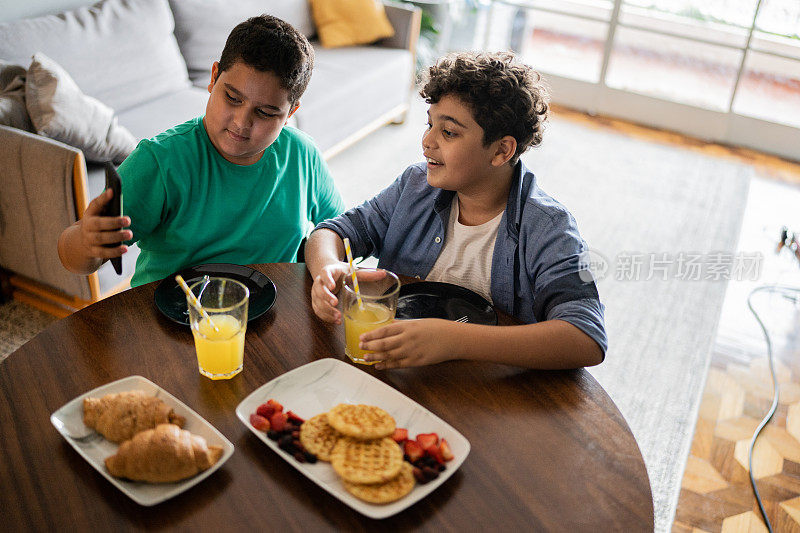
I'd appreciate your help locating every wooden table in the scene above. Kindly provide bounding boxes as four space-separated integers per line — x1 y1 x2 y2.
0 263 653 531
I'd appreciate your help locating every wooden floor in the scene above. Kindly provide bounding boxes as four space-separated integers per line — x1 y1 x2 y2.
673 314 800 533
551 105 800 532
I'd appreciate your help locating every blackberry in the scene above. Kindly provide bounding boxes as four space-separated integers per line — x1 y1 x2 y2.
303 451 318 463
422 466 439 481
278 434 294 450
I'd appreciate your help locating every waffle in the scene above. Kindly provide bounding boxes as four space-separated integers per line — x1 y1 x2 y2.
326 403 395 440
330 436 403 484
342 461 415 504
299 413 340 462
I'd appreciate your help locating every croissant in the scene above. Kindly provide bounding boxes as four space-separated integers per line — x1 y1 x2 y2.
105 423 223 483
83 391 185 443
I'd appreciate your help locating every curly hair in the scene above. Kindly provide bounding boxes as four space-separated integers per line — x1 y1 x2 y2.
419 52 549 165
219 15 314 104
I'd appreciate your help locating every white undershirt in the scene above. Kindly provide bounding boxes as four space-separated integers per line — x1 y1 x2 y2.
426 196 504 304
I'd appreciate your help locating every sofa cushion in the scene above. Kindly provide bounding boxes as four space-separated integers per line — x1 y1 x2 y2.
115 86 209 141
169 0 316 84
0 61 33 132
26 53 138 163
309 0 394 48
0 0 190 112
297 45 412 152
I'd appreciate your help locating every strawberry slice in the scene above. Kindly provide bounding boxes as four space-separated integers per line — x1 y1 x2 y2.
439 438 454 461
429 446 445 464
267 399 283 413
403 440 424 463
286 410 305 424
416 433 439 455
270 412 289 432
256 403 276 419
249 413 270 432
392 428 408 443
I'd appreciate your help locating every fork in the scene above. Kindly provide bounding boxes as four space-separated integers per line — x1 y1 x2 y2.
454 316 469 323
52 418 102 444
69 431 102 445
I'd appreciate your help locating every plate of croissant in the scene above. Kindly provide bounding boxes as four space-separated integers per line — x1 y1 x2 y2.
50 375 234 506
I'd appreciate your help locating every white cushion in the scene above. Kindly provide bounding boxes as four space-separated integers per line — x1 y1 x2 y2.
298 45 412 151
169 0 315 80
116 86 209 140
26 53 137 163
0 0 190 112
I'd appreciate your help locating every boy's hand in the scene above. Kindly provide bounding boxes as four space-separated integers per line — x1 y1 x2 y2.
78 188 132 260
360 319 455 369
311 266 390 324
311 262 350 324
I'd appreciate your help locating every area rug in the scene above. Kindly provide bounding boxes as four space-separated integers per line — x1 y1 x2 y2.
0 300 56 361
329 99 752 532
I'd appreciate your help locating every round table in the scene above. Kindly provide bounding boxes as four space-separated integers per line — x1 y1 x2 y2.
0 263 653 531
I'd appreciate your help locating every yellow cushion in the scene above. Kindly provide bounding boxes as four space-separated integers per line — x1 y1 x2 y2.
310 0 395 48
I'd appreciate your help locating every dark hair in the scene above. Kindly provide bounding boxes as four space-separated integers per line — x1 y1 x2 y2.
218 15 314 104
419 51 549 165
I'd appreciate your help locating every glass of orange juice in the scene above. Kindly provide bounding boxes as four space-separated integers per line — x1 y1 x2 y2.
342 268 400 365
187 277 249 380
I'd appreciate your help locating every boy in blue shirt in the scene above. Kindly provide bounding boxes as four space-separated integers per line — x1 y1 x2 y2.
305 52 606 369
58 15 344 286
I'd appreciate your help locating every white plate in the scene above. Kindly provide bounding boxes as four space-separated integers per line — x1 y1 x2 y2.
235 358 470 519
50 375 234 506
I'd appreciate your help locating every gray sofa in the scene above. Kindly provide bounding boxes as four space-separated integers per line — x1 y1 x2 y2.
0 0 419 315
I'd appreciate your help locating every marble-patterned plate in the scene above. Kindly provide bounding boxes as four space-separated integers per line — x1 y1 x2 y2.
51 376 234 506
235 358 470 519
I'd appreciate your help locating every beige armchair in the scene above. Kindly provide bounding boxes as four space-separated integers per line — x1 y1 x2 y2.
0 125 131 316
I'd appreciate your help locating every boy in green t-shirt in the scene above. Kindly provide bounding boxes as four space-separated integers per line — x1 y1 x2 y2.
58 15 345 286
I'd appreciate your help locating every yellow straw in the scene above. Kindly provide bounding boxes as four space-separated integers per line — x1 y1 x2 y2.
342 237 364 310
175 275 219 332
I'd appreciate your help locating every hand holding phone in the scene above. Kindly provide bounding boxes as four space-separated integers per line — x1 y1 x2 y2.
101 162 123 275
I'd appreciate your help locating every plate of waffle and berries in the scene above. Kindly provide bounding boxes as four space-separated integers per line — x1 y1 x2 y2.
235 358 470 519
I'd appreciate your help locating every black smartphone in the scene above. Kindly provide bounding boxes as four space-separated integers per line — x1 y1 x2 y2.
101 161 123 275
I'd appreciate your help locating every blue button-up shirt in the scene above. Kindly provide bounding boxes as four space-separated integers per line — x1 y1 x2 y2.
316 161 607 355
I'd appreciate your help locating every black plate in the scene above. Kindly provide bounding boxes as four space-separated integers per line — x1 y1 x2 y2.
396 281 497 325
154 264 277 326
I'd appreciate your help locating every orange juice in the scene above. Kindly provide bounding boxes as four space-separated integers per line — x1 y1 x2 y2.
344 302 394 364
192 314 245 379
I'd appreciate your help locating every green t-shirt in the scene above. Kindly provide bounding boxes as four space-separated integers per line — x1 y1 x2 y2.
119 117 345 287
